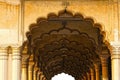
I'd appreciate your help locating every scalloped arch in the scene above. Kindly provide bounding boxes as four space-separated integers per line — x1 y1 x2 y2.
24 9 111 80
27 9 106 44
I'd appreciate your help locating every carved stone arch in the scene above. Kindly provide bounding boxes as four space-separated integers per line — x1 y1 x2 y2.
27 10 105 44
24 10 110 80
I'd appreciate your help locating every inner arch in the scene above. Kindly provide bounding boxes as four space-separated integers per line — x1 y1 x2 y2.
51 72 75 80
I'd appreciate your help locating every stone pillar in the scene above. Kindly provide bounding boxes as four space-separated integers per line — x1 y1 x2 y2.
110 30 120 80
8 46 12 80
42 76 45 80
36 71 40 80
12 47 21 80
100 54 109 80
37 70 41 80
90 68 95 80
28 61 34 80
33 67 39 80
39 73 41 80
84 75 87 80
110 45 120 80
40 75 44 80
87 72 91 80
39 74 41 80
83 76 86 80
0 47 8 80
94 63 100 80
21 55 29 80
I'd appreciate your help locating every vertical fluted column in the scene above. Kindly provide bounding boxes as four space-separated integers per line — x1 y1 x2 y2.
90 68 95 80
94 63 100 80
12 47 21 80
110 45 120 80
28 62 34 80
100 54 109 80
0 47 8 80
21 55 29 80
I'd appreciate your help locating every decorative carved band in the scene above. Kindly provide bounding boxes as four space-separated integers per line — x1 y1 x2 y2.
111 54 120 59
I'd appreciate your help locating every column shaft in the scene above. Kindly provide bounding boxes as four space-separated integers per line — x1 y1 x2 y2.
102 66 108 80
95 64 100 80
8 53 12 80
34 67 39 80
111 53 120 80
37 71 39 80
0 47 8 80
12 47 21 80
87 72 91 80
40 75 44 80
34 70 37 80
101 57 109 80
21 55 29 80
39 74 41 80
28 62 34 80
90 68 95 80
22 66 27 80
110 39 120 80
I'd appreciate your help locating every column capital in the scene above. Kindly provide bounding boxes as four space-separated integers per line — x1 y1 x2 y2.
94 63 100 70
87 72 91 80
0 47 8 60
110 42 120 59
110 42 120 53
29 61 34 66
90 68 94 74
22 54 29 62
12 47 21 53
100 53 109 61
28 61 35 71
22 54 29 68
34 67 39 71
12 47 21 60
0 47 7 54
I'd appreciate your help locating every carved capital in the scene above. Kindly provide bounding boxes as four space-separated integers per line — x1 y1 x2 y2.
100 54 109 61
111 54 120 59
0 47 7 54
29 61 34 66
0 47 8 60
29 54 34 61
100 54 109 67
34 67 39 72
87 72 90 77
22 54 29 67
22 54 29 62
22 46 28 54
110 42 120 54
28 61 35 71
94 62 100 71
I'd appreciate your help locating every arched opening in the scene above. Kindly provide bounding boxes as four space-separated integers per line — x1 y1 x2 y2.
51 72 75 80
23 10 111 80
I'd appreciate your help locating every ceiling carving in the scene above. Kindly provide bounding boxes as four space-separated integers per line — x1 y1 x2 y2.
26 10 109 80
